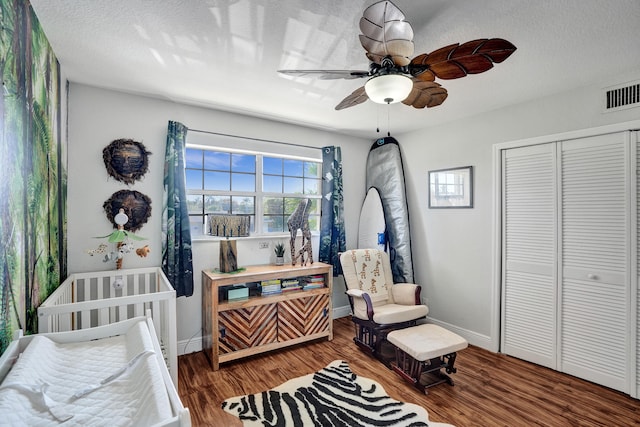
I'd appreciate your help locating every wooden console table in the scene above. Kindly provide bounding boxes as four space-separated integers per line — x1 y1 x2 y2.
202 262 333 370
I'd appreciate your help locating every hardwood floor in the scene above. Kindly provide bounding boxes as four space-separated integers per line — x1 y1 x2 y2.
178 317 640 426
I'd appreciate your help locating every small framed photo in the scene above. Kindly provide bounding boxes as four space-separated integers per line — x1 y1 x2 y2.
206 214 251 237
428 166 473 208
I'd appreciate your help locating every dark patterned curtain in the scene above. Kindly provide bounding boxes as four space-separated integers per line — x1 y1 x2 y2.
319 146 345 276
162 121 194 297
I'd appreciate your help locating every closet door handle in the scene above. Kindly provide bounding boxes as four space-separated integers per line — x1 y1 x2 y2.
587 273 598 280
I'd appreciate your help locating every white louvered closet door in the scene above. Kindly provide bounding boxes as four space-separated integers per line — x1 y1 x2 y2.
560 133 630 393
502 143 557 369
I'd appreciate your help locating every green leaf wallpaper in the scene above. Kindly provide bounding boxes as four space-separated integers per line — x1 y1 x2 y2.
0 0 66 355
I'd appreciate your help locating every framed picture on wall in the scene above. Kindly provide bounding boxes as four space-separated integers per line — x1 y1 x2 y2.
428 166 473 208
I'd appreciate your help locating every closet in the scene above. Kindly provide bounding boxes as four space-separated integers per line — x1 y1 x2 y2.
500 130 639 397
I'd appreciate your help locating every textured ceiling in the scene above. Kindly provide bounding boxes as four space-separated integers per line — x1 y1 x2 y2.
30 0 640 138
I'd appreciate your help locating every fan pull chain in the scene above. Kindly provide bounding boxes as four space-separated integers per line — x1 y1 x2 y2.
374 104 391 136
387 104 391 137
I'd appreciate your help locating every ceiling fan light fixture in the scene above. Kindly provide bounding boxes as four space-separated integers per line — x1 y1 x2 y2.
364 74 413 104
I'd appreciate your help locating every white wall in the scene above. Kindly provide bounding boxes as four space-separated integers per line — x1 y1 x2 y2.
67 83 370 353
68 70 640 356
399 71 640 351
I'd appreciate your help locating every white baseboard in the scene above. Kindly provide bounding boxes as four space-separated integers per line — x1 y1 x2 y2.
178 335 203 356
332 304 352 319
424 317 495 351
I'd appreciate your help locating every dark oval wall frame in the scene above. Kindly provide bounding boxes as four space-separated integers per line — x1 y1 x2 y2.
103 189 152 232
103 138 152 184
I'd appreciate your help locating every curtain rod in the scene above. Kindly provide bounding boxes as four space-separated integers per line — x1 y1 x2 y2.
187 128 323 151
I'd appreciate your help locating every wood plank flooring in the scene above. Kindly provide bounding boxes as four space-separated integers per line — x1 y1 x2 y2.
178 317 640 426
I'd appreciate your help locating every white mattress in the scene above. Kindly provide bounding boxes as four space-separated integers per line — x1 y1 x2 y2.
0 319 173 426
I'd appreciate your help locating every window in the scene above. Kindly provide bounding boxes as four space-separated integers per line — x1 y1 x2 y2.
185 146 322 235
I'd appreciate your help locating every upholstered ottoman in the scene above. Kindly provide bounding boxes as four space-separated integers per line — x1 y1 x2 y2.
387 324 468 393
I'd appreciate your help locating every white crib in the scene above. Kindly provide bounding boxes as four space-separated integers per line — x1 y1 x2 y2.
37 267 178 385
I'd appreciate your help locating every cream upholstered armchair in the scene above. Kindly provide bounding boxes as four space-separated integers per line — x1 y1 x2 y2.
340 248 429 364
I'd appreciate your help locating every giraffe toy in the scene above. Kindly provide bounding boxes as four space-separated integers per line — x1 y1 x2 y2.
287 198 313 266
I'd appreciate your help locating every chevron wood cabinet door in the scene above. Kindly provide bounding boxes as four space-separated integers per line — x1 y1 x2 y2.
219 304 278 353
202 263 333 370
278 294 330 341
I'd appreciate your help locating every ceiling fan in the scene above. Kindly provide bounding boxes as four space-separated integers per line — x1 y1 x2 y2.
278 0 516 111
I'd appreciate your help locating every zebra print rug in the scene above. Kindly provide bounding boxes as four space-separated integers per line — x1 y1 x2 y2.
222 360 453 427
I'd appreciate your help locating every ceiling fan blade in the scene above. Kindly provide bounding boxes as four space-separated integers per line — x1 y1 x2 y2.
409 38 517 81
359 0 414 66
360 37 415 66
402 79 448 109
278 70 370 80
335 86 368 110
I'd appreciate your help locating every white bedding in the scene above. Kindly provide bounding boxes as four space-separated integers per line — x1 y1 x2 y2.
0 319 173 426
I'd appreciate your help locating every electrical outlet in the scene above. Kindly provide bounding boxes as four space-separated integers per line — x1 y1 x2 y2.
258 241 270 249
422 297 429 306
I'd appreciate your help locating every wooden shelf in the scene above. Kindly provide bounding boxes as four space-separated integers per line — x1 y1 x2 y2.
203 263 332 285
202 262 333 370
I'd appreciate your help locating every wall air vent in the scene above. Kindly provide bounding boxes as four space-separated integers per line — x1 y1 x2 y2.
603 80 640 112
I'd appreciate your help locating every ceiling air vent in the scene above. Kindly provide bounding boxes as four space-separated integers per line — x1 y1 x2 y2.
603 80 640 112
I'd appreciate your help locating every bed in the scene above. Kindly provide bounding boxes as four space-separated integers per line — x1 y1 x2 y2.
0 312 190 426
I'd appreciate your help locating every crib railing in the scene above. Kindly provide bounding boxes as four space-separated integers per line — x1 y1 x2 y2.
38 267 178 385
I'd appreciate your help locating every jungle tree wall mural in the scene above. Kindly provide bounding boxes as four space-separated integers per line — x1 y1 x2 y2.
0 0 66 354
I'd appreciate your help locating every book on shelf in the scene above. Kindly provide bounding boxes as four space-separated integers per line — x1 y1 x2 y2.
259 281 282 295
281 279 300 287
254 275 327 294
300 275 324 287
261 282 281 288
